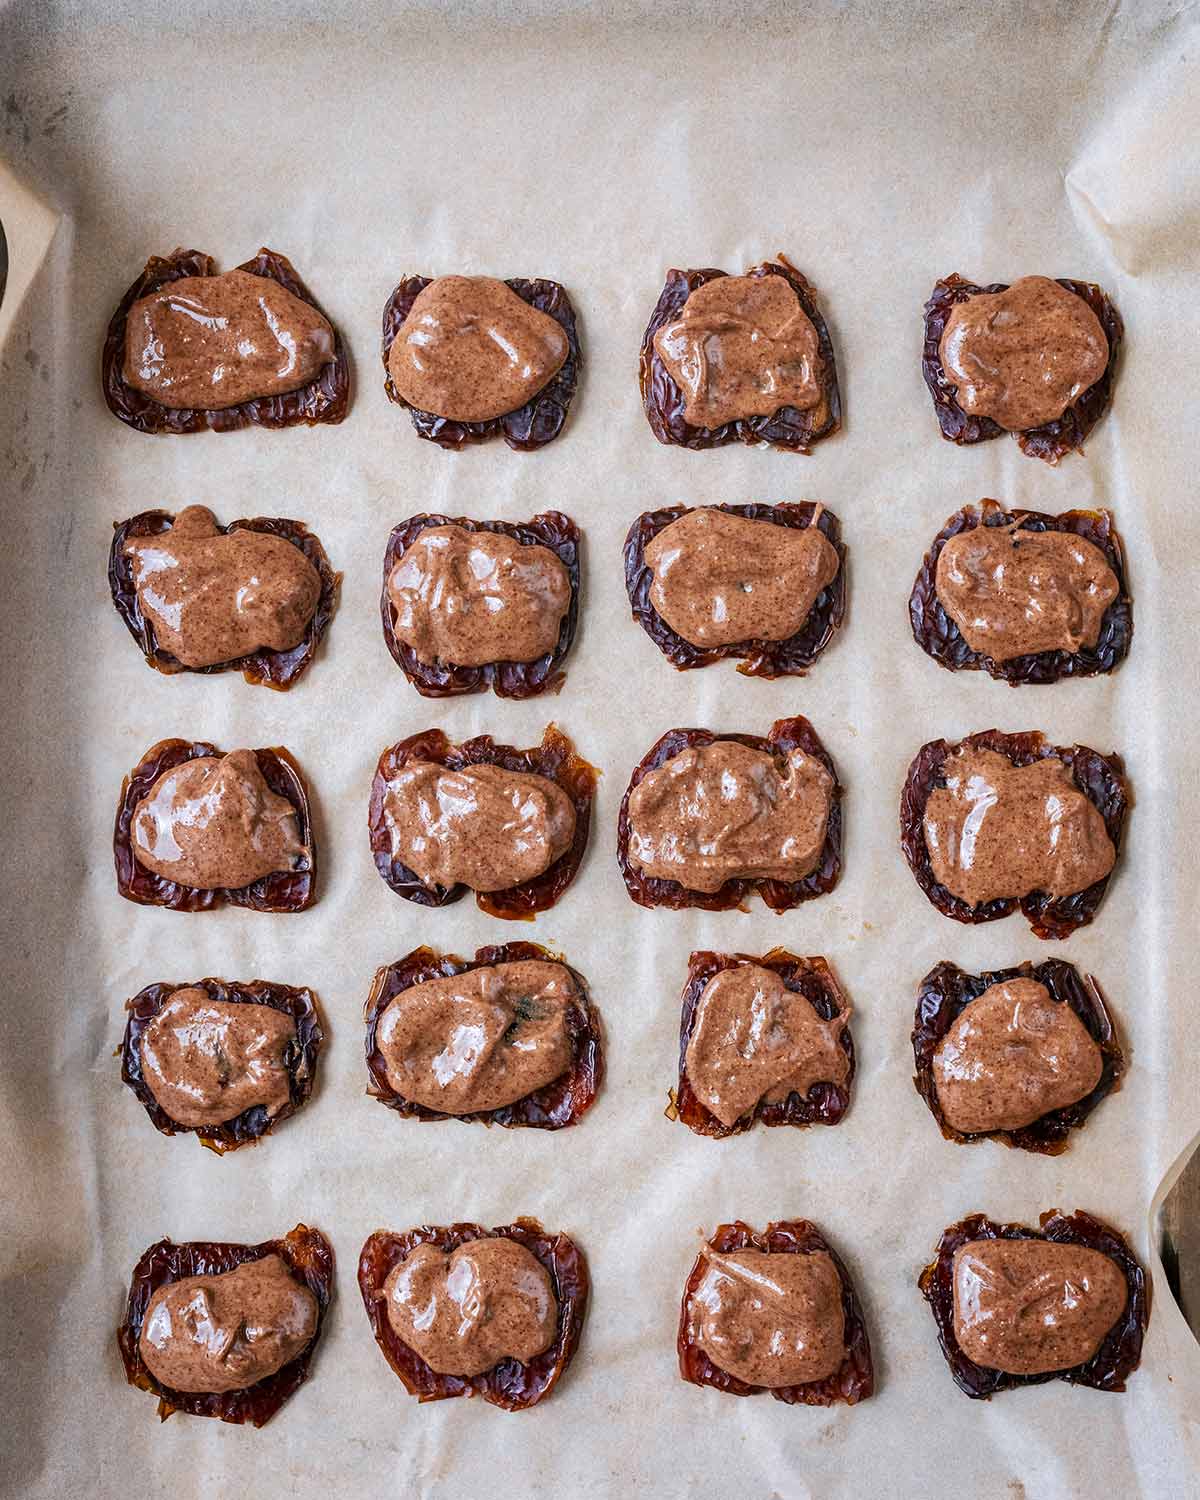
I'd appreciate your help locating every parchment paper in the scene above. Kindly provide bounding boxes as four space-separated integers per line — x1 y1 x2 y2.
2 2 1199 1495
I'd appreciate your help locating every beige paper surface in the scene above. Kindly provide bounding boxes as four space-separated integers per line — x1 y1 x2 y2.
1 1 1199 1495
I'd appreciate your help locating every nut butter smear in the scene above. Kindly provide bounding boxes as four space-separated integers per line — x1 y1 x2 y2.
139 988 296 1128
939 276 1108 430
628 741 833 892
132 749 305 890
923 748 1115 908
124 506 322 668
139 1254 317 1393
376 960 576 1113
384 1238 557 1376
124 268 335 410
952 1238 1127 1375
653 273 824 428
388 525 570 667
689 1247 846 1386
645 509 839 648
936 520 1118 660
388 276 569 422
686 964 849 1127
383 761 575 891
933 978 1103 1134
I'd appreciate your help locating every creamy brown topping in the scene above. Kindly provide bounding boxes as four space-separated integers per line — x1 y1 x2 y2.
384 1238 557 1377
939 276 1108 431
123 268 335 411
376 960 575 1113
953 1237 1127 1375
131 749 305 890
653 273 823 427
388 525 570 668
382 760 575 892
123 506 322 668
139 1254 317 1393
923 749 1115 908
387 275 569 423
139 987 295 1127
935 521 1119 661
933 978 1103 1134
627 740 832 893
645 509 839 648
690 1247 845 1387
686 964 849 1127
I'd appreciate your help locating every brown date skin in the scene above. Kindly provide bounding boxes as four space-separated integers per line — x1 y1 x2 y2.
624 502 846 677
102 248 350 435
919 1209 1149 1399
358 1219 588 1410
120 977 325 1154
679 1220 874 1406
109 510 341 690
116 1223 334 1426
365 942 602 1130
638 257 841 454
909 499 1132 685
381 275 580 450
114 738 316 913
380 511 580 699
899 729 1127 940
911 960 1124 1155
617 715 842 913
922 274 1122 464
671 949 855 1138
368 723 596 921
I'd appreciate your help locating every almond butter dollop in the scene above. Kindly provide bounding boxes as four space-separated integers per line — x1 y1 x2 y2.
376 960 576 1113
131 749 306 890
387 275 569 423
686 964 849 1127
123 268 336 410
387 524 570 667
952 1237 1127 1375
139 1254 317 1393
922 748 1115 908
653 273 823 428
935 521 1119 661
139 987 296 1127
123 506 322 668
384 1238 557 1377
645 508 839 648
689 1247 846 1387
933 978 1103 1134
627 741 833 893
382 761 575 892
938 276 1108 431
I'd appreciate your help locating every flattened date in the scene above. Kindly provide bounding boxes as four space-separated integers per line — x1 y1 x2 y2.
121 977 325 1153
899 729 1127 939
918 1209 1149 1398
381 276 580 450
922 274 1122 464
909 499 1132 685
110 510 341 690
365 942 602 1129
624 502 846 677
671 949 854 1137
102 248 350 435
113 738 316 913
358 1219 588 1410
116 1223 334 1426
617 715 842 913
679 1219 874 1405
380 511 580 698
912 960 1124 1154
